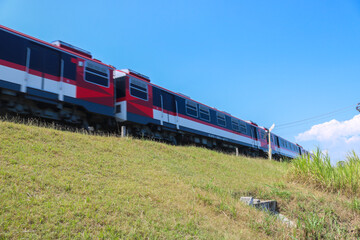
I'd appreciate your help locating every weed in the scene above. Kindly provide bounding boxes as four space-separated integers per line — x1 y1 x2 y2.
215 202 237 219
196 194 213 206
348 198 360 212
267 184 292 201
301 211 326 239
65 183 72 192
290 148 360 197
250 213 280 237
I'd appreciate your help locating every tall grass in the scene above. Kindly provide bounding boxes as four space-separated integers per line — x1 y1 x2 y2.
290 148 360 196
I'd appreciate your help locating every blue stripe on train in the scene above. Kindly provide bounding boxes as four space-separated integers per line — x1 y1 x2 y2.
0 79 21 91
127 112 160 125
64 96 113 116
27 87 58 100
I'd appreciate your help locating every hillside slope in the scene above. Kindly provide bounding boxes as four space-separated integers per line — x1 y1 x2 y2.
1 120 359 239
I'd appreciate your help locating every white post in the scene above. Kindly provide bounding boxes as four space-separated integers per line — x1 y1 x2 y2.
236 147 239 156
121 125 127 137
22 48 31 93
268 124 275 160
59 59 64 101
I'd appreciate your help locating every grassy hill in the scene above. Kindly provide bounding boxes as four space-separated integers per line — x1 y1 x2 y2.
1 119 360 239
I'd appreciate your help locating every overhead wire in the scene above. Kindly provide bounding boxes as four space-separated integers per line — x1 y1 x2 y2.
275 105 355 131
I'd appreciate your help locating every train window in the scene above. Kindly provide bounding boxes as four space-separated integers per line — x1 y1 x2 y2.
186 100 198 117
0 29 27 66
116 105 121 113
239 121 247 134
260 131 266 140
217 112 226 126
130 78 148 100
232 118 239 131
152 87 162 107
265 133 269 143
250 126 257 139
115 76 126 99
84 60 109 87
275 136 280 147
44 49 60 77
199 105 210 121
29 45 44 73
62 54 77 80
29 44 61 77
162 91 176 112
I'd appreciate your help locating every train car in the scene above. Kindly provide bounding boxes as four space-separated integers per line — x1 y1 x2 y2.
0 25 115 128
271 134 302 159
114 69 304 158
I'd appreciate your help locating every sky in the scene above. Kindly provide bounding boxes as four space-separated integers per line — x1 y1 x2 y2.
1 0 360 163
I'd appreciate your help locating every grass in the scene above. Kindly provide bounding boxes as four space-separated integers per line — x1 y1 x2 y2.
290 148 360 197
1 118 360 239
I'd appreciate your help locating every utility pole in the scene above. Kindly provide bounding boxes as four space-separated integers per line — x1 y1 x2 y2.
268 123 275 160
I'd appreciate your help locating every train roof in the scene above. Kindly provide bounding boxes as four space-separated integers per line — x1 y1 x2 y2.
0 25 114 69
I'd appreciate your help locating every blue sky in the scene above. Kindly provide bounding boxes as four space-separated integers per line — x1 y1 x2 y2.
1 0 360 161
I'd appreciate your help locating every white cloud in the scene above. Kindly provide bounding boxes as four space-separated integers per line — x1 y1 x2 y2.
296 114 360 162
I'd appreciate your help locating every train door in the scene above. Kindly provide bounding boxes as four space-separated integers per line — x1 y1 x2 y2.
274 135 280 153
276 137 283 155
44 49 61 96
259 129 268 150
27 43 45 90
250 126 258 148
27 43 63 99
161 91 177 127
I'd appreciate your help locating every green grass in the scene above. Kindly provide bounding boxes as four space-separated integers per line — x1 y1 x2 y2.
290 148 360 197
1 119 360 239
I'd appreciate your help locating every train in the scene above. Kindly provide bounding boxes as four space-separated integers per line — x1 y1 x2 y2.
0 25 308 159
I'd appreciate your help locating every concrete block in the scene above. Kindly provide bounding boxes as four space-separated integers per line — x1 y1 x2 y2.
240 196 295 228
240 197 254 205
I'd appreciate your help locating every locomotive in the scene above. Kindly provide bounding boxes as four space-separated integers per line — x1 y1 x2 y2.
0 25 307 159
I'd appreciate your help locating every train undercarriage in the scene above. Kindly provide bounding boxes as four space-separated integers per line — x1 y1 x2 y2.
122 122 266 158
0 87 116 131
